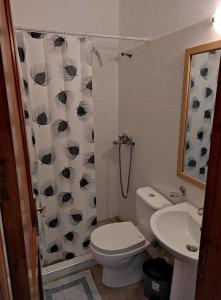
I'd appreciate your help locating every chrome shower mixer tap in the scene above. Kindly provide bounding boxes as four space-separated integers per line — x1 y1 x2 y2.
113 133 135 199
113 133 135 145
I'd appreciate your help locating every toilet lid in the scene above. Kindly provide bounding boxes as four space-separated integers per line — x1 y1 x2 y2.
90 222 146 254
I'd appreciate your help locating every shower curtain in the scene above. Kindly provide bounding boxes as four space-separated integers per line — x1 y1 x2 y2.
16 31 96 266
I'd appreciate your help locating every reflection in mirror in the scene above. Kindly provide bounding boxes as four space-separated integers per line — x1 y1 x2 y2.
178 41 221 188
184 50 221 180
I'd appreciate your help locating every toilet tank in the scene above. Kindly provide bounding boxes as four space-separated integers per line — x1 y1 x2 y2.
136 187 171 241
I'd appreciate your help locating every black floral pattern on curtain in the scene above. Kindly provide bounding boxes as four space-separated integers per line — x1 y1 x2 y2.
16 31 96 266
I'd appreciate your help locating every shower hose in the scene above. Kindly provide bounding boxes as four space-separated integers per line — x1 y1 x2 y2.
118 143 133 199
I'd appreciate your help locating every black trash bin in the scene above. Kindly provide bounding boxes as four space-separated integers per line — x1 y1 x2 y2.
143 257 173 300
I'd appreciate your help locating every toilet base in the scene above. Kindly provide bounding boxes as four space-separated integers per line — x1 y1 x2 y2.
102 252 145 288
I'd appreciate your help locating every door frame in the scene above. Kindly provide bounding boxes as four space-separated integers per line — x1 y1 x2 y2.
195 56 221 299
0 225 11 300
0 0 40 299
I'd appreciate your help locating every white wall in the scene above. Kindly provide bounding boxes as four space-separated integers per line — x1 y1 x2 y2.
11 0 220 40
119 0 220 39
118 20 221 223
11 0 119 36
93 49 119 220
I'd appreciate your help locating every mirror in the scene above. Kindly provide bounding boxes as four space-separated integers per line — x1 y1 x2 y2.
178 41 221 188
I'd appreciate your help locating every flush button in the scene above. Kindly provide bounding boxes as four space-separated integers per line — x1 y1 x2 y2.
148 193 155 197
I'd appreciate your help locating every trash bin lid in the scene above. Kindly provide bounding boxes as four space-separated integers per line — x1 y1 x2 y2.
143 257 173 281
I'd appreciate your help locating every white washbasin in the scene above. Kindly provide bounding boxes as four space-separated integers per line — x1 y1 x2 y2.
150 202 202 263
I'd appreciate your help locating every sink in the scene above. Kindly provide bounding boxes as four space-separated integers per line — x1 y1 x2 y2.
150 202 202 263
150 202 203 300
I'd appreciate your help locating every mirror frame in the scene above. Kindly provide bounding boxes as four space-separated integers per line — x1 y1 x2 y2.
177 40 221 189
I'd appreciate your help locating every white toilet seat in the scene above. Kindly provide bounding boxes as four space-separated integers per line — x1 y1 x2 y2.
90 221 146 255
90 239 149 259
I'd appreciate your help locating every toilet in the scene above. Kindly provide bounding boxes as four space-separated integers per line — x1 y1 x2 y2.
90 187 172 288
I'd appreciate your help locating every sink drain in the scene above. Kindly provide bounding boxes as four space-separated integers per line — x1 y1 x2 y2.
186 244 198 252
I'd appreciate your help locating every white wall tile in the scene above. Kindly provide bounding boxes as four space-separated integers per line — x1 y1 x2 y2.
158 23 203 71
93 49 119 220
118 22 209 222
93 77 118 101
119 41 161 76
119 69 183 104
95 163 119 184
94 99 118 124
95 143 118 165
93 50 119 78
96 181 119 220
94 124 118 145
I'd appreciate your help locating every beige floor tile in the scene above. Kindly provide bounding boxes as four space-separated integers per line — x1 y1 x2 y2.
91 264 147 300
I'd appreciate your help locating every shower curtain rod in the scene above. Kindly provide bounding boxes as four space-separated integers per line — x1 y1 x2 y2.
15 26 151 42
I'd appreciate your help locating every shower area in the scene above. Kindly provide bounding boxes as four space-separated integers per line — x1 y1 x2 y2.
14 27 142 280
17 31 97 266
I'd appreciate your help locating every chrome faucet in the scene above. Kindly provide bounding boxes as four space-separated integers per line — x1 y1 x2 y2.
197 207 204 216
113 133 135 145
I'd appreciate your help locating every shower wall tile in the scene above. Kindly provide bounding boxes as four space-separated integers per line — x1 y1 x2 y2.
118 101 135 127
95 163 119 184
94 99 118 124
119 100 181 139
94 143 118 165
96 181 119 220
93 77 118 101
118 22 212 222
118 69 183 104
93 49 119 221
119 41 161 76
158 22 203 71
93 50 119 78
94 124 118 146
